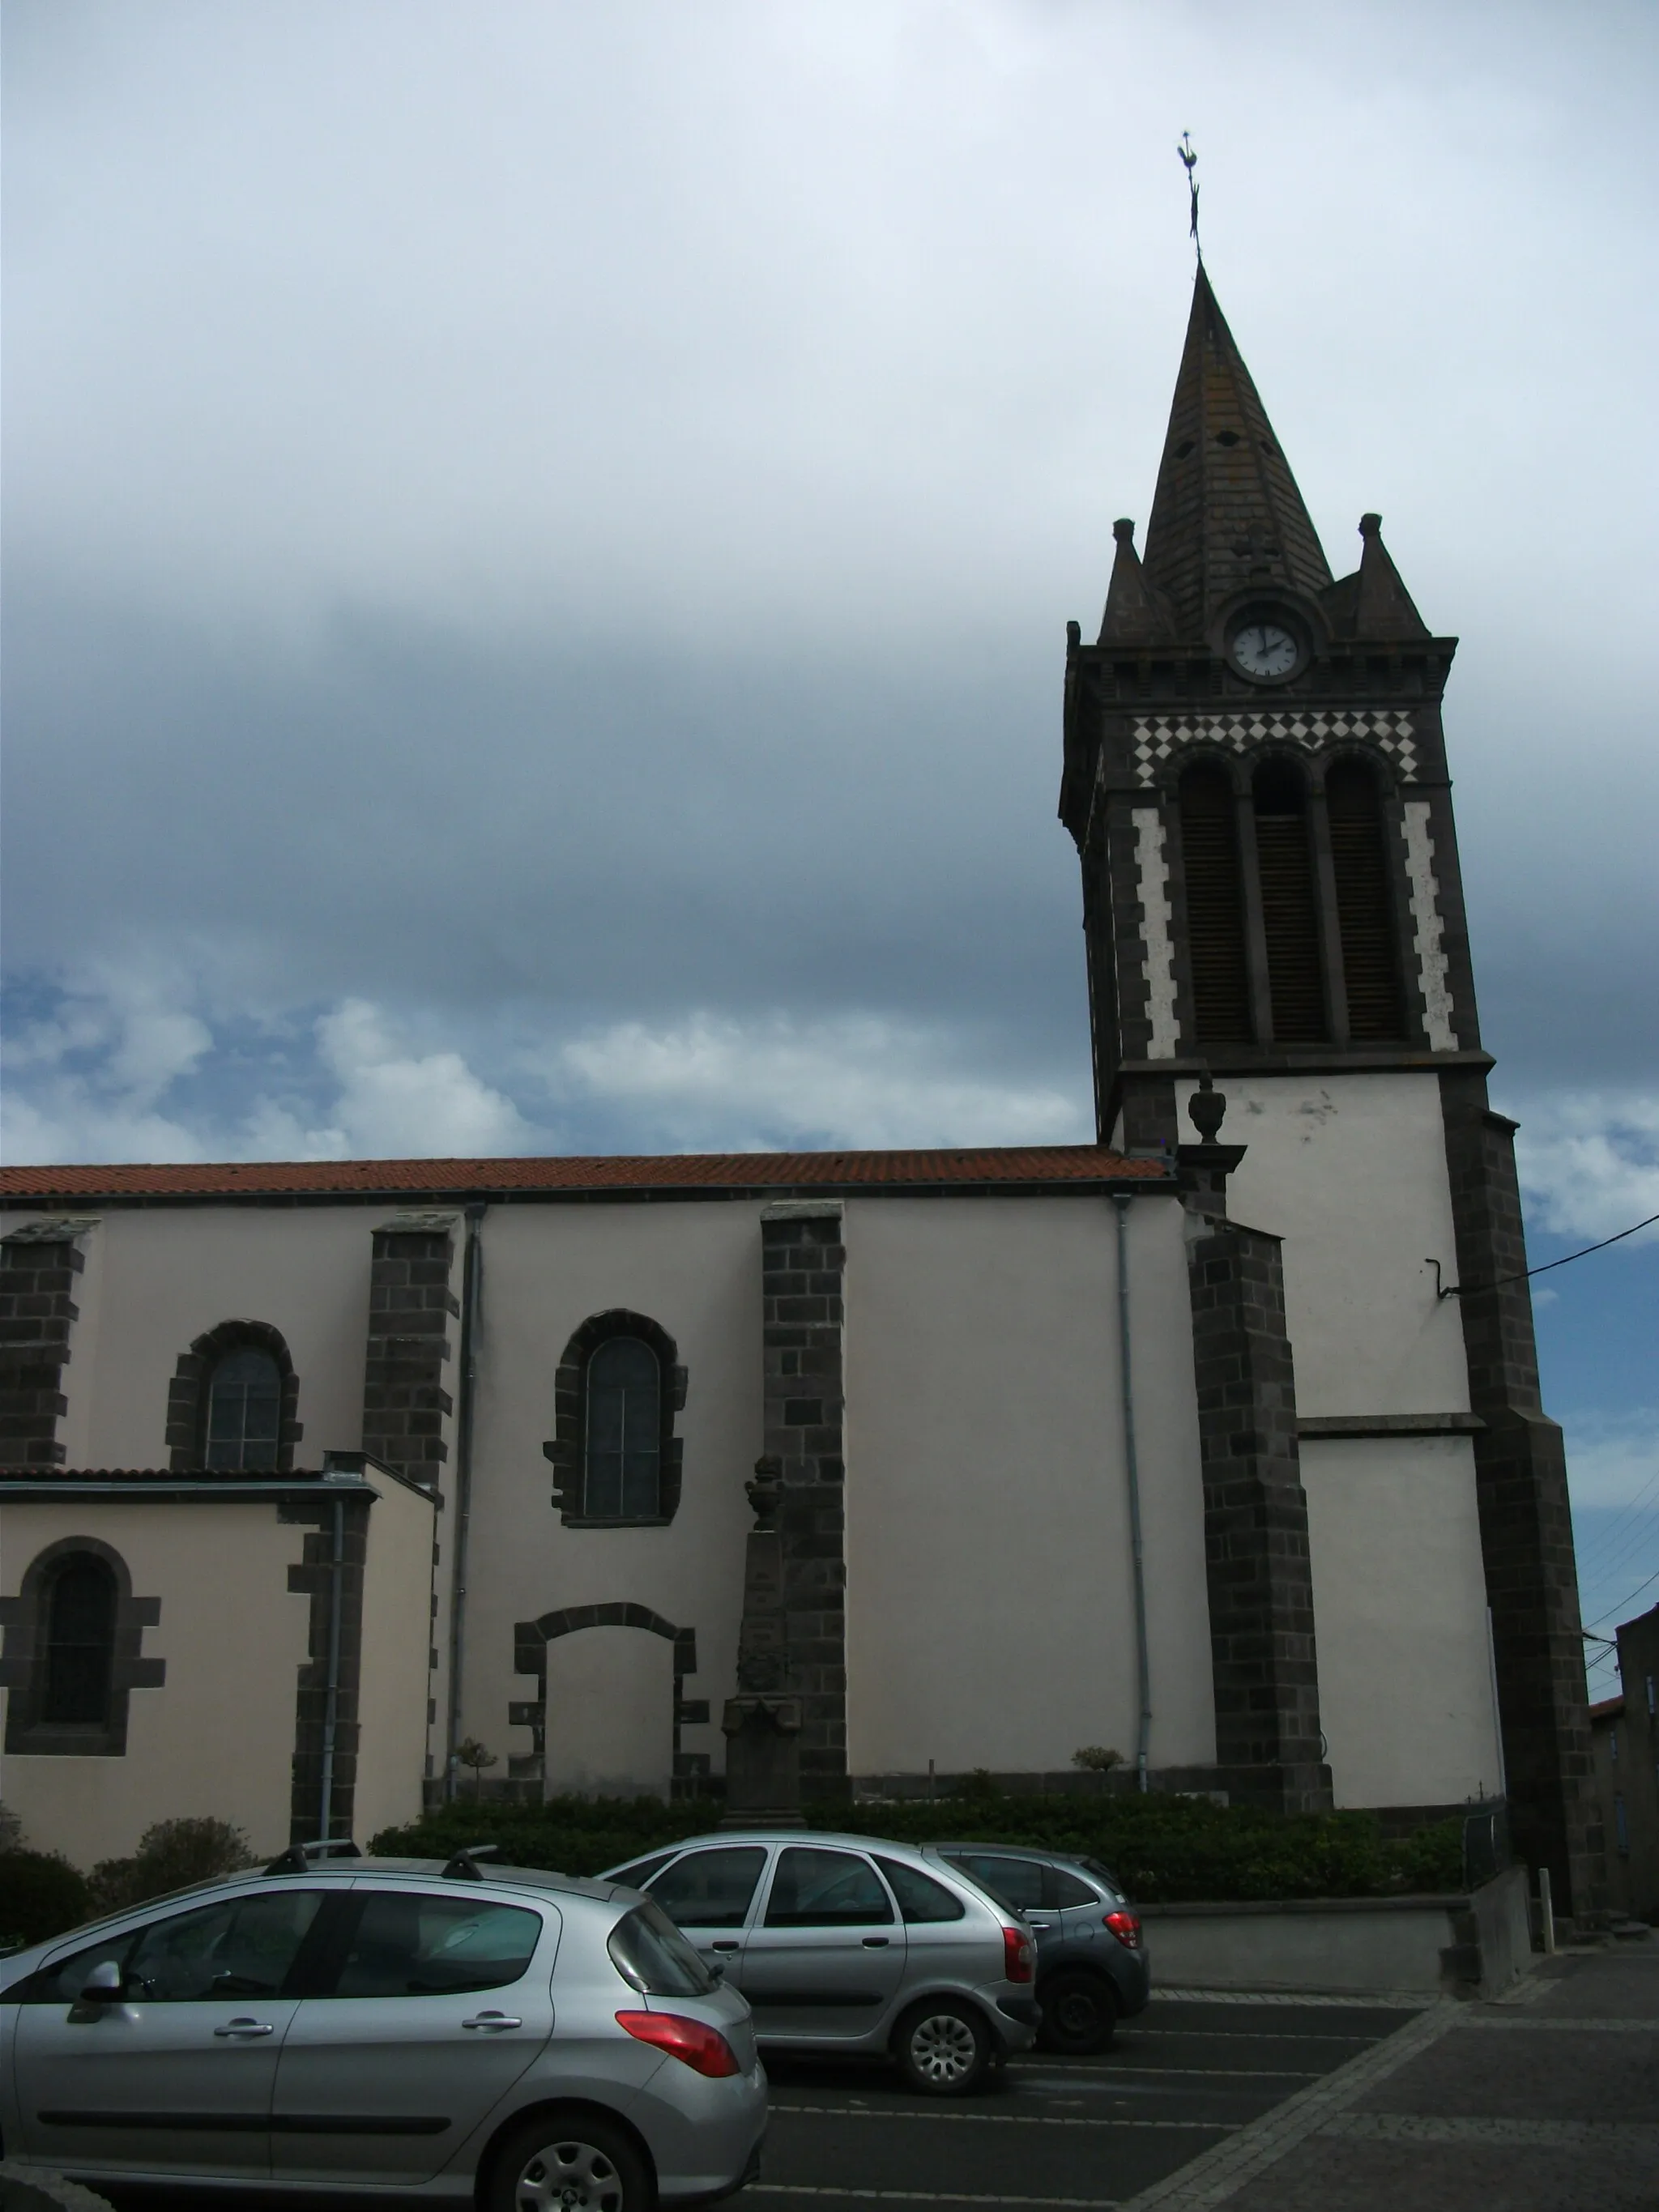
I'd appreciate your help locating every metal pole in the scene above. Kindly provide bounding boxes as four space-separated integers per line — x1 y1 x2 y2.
1538 1866 1556 1954
1114 1196 1153 1793
318 1493 345 1839
445 1204 486 1800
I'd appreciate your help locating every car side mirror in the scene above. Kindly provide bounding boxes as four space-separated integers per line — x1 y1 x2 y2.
71 1959 125 2013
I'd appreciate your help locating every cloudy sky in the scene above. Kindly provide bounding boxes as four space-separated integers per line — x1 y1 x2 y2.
4 1 1656 1673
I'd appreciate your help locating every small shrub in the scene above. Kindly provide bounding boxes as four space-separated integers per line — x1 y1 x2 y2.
0 1849 93 1948
956 1769 1001 1803
90 1818 256 1916
1072 1746 1124 1773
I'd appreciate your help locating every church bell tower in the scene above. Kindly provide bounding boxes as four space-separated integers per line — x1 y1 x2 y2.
1059 267 1600 1914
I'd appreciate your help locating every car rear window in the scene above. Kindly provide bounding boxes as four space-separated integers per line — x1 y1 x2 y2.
872 1856 965 1923
330 1894 543 1998
1051 1867 1103 1908
1081 1859 1125 1900
949 1852 1047 1914
608 1900 716 1997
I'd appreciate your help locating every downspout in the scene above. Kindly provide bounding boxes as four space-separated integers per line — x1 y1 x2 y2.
1114 1195 1153 1793
445 1202 486 1801
318 1488 346 1839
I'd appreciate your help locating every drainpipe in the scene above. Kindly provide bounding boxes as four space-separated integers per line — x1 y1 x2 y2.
318 1488 347 1840
445 1203 486 1801
1113 1196 1153 1793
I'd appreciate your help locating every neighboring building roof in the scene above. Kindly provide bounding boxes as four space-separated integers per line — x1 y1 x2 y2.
0 1144 1170 1207
1590 1694 1625 1722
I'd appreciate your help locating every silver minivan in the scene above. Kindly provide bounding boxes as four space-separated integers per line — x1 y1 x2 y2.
603 1831 1039 2095
0 1843 766 2207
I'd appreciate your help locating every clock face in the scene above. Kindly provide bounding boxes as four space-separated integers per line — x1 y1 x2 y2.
1231 620 1299 680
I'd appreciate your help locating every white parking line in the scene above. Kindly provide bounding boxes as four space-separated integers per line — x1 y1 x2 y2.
1151 1988 1426 2008
1455 2014 1659 2032
1323 2113 1659 2149
768 2104 1239 2131
746 2189 1121 2207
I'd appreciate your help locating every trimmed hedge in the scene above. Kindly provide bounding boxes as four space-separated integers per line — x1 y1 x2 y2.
0 1849 94 1949
370 1793 1465 1901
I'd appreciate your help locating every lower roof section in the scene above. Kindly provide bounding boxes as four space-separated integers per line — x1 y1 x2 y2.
0 1144 1170 1208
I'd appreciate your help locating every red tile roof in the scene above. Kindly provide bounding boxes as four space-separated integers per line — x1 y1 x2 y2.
0 1146 1168 1204
1589 1694 1625 1721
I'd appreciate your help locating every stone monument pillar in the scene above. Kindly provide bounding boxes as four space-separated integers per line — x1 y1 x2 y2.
720 1455 803 1825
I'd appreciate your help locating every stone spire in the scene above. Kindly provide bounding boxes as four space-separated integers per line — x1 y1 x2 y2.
1140 266 1333 641
1323 511 1431 641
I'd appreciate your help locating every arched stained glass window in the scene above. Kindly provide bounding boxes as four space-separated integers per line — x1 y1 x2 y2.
42 1555 117 1726
584 1336 662 1519
205 1345 283 1471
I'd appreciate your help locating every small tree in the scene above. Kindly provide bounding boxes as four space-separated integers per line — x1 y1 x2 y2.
454 1738 498 1801
90 1817 255 1915
1071 1745 1124 1774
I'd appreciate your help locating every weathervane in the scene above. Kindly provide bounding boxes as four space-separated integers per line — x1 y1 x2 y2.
1178 132 1201 262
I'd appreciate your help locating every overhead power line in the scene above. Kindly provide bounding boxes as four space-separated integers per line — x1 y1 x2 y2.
1433 1210 1659 1300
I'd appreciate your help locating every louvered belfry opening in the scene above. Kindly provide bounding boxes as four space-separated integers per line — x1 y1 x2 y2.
1327 757 1406 1041
1252 759 1328 1044
1178 762 1252 1043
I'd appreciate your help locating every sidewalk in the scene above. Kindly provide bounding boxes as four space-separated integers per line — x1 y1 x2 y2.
1129 1936 1659 2211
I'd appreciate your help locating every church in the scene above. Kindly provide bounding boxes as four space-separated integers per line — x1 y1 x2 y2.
0 269 1600 1917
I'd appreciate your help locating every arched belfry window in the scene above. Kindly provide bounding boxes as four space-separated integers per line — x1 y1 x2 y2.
42 1554 117 1726
585 1336 662 1519
1327 758 1405 1041
205 1345 283 1471
544 1311 688 1527
1178 762 1251 1044
1252 760 1327 1043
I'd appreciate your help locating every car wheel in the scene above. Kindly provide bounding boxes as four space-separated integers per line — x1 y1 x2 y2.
486 2110 653 2212
893 1998 993 2096
1038 1967 1118 2055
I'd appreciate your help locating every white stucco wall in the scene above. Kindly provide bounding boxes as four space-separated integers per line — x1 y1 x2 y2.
459 1201 761 1792
354 1472 439 1844
1175 1072 1469 1419
4 1205 394 1471
1301 1435 1503 1806
842 1192 1214 1778
0 1499 313 1866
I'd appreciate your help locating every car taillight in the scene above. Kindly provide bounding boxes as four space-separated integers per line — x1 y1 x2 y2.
1104 1910 1141 1950
1001 1924 1034 1984
616 2010 740 2078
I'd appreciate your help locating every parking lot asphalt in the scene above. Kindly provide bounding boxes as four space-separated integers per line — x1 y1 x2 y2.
746 1989 1424 2212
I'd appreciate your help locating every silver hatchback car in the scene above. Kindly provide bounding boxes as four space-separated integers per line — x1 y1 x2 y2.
0 1840 766 2208
603 1831 1039 2096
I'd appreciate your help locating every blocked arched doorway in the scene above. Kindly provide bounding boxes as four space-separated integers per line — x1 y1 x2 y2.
510 1603 700 1801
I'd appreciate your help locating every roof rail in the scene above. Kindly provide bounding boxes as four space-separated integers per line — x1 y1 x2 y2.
442 1842 503 1882
265 1837 365 1874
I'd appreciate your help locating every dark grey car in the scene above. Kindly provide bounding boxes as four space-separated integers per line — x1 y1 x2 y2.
925 1844 1149 2053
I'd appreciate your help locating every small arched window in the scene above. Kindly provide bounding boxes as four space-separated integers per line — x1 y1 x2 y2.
1252 760 1327 1043
1178 763 1251 1043
205 1345 283 1471
1327 758 1405 1041
42 1554 117 1727
584 1336 662 1520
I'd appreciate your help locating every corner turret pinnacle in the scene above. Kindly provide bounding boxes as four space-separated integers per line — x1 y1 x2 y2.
1320 511 1429 641
1140 266 1332 641
1098 518 1175 646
